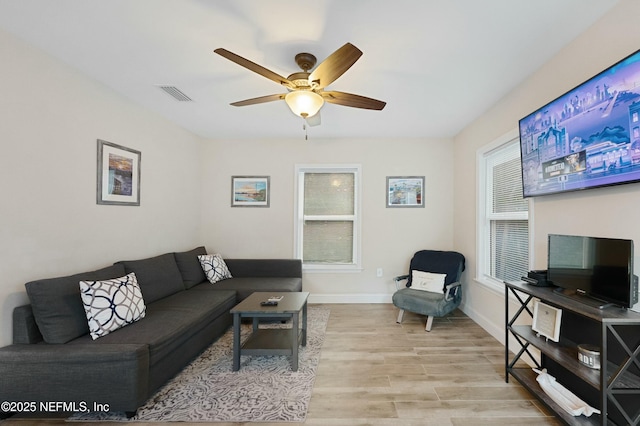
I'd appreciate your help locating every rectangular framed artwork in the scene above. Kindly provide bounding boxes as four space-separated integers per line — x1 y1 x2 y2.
97 139 141 206
532 300 563 342
231 176 270 207
386 176 424 208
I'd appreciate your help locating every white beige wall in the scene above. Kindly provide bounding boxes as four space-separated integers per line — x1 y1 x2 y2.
0 30 205 346
0 27 456 346
453 0 640 341
200 137 455 302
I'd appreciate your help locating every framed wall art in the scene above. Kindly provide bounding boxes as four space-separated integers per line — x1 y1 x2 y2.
231 176 270 207
96 139 141 206
386 176 424 208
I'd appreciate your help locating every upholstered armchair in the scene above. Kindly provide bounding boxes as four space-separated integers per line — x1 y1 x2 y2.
392 250 465 331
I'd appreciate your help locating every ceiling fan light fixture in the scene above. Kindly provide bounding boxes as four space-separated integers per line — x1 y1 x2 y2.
285 90 324 118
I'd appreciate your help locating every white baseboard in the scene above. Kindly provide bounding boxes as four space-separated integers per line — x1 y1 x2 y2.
458 301 505 345
308 293 393 304
459 301 537 366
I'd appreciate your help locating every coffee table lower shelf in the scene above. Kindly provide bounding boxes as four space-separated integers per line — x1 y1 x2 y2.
241 328 303 356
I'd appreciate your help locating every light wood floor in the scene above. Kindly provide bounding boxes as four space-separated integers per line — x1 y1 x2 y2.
2 304 560 426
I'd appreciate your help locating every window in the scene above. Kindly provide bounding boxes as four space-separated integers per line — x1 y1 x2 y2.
294 164 361 271
478 133 530 286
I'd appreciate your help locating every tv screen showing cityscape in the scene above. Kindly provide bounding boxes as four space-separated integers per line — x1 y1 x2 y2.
519 49 640 198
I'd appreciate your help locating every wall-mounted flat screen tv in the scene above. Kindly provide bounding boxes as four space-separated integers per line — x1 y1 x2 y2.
519 49 640 198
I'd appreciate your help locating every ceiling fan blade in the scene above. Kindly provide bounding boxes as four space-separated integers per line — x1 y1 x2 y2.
214 48 295 90
321 91 386 110
230 93 285 107
305 111 321 127
308 43 362 89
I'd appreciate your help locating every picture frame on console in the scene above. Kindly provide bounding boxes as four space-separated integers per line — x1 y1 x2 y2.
532 300 562 342
96 139 141 206
231 176 270 207
386 176 424 208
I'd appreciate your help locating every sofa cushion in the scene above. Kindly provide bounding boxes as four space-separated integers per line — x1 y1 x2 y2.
198 254 232 284
68 289 237 370
24 264 127 344
193 276 302 301
116 253 185 304
80 272 146 340
174 246 208 289
392 287 460 317
224 259 302 278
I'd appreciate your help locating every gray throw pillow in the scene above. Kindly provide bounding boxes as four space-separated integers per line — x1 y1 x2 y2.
174 246 208 289
115 253 185 303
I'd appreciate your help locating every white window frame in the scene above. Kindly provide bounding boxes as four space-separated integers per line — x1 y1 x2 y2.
476 129 533 292
294 164 362 272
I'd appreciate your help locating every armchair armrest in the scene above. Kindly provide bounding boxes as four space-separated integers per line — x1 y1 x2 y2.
444 281 462 301
393 274 409 290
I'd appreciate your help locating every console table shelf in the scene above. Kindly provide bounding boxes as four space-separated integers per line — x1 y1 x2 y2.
510 325 602 389
510 368 600 426
504 280 640 426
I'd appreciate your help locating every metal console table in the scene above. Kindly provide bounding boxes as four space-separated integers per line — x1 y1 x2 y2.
504 280 640 425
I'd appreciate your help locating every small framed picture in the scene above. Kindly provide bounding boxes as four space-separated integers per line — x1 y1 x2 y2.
532 300 562 342
231 176 270 207
97 139 141 206
386 176 424 208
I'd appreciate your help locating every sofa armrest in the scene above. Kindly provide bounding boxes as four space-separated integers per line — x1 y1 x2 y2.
13 305 43 344
225 259 302 278
0 343 149 413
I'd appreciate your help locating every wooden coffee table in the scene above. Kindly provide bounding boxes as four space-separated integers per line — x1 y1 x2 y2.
230 291 309 371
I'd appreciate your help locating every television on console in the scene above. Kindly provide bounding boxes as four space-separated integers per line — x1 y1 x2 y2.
519 49 640 198
547 234 638 309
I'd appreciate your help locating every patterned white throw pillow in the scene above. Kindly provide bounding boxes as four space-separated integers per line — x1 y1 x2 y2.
198 254 232 284
79 272 146 340
410 270 447 293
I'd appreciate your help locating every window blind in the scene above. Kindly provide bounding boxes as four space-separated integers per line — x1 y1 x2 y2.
303 173 354 215
492 157 528 213
491 220 529 281
301 172 356 265
486 142 529 282
303 221 354 263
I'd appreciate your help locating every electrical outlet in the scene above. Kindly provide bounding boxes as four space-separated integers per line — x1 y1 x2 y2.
376 268 383 277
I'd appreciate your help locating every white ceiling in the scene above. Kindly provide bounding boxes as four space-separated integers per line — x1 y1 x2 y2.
0 0 620 140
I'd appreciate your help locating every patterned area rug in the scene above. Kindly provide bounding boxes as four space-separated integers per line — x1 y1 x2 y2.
71 306 329 423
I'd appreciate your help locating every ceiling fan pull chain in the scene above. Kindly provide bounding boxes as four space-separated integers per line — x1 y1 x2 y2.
303 118 308 140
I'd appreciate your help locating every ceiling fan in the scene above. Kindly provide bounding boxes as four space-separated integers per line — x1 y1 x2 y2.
214 43 386 126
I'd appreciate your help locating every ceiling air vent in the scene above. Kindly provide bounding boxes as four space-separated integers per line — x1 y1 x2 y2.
158 85 193 102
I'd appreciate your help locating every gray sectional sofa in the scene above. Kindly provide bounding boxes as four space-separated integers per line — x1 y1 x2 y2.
0 246 302 417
